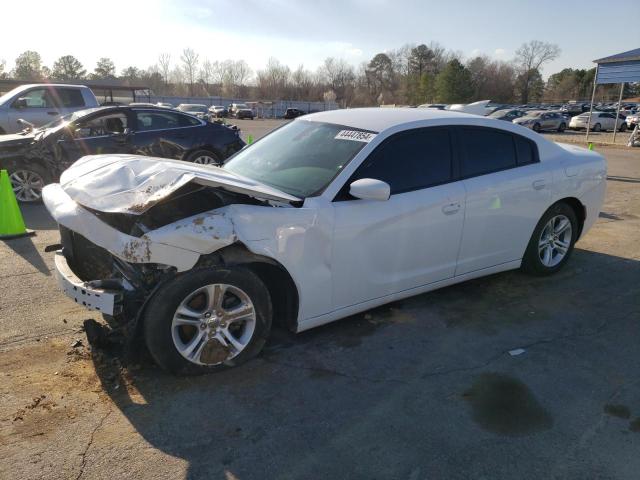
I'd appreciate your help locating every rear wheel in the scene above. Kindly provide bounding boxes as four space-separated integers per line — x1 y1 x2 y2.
532 123 541 132
521 202 578 276
8 162 51 203
558 122 566 132
143 267 272 375
186 149 221 166
619 123 627 132
593 123 601 132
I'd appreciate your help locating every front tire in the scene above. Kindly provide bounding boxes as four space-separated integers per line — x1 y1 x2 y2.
521 202 578 276
186 149 221 166
143 267 272 375
533 123 541 132
558 122 566 132
593 123 601 132
619 123 627 132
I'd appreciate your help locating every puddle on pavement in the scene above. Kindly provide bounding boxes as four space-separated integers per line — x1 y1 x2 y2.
463 373 553 436
603 404 631 419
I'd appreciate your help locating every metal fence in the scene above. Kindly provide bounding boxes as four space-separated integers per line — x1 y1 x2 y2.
114 94 339 118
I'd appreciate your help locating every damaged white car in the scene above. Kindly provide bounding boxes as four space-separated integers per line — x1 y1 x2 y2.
44 108 606 374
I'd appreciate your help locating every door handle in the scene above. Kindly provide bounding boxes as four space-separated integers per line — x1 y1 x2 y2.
442 203 460 215
532 179 546 190
47 111 59 116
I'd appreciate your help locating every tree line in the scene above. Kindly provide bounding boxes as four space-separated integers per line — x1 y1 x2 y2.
1 41 636 105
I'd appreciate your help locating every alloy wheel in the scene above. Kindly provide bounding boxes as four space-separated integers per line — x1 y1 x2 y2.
171 283 257 366
538 214 572 267
10 170 44 202
192 155 217 165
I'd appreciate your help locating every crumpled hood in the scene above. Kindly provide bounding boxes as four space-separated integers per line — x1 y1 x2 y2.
59 154 301 214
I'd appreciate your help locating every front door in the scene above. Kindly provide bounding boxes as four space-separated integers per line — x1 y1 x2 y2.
331 127 465 310
8 88 60 132
56 110 133 167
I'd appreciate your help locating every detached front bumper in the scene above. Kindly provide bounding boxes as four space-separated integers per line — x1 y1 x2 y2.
54 251 122 316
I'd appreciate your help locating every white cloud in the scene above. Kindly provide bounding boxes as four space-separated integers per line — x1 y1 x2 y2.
494 48 507 57
470 48 482 57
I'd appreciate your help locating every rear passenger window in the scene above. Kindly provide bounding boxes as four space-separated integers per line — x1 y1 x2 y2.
460 128 517 177
352 128 452 195
55 88 85 108
514 136 536 165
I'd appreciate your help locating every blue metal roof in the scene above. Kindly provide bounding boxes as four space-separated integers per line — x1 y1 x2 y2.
594 48 640 64
594 48 640 84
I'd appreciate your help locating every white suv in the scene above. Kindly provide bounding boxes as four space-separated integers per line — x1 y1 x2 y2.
0 84 99 134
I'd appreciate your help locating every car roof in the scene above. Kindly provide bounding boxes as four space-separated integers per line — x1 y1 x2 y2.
303 107 476 132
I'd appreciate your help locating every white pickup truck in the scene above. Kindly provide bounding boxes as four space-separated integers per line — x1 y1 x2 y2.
0 84 99 134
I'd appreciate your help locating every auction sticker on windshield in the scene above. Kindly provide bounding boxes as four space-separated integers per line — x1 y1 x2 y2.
334 130 376 142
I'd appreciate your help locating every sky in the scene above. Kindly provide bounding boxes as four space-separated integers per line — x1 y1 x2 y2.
2 0 639 78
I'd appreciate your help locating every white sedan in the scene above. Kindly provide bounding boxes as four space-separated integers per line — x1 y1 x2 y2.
43 108 606 374
569 111 627 132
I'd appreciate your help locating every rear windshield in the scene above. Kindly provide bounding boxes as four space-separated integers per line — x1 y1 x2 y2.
223 120 373 198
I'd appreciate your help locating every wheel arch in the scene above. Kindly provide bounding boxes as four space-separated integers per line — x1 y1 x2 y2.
553 197 586 239
195 243 300 332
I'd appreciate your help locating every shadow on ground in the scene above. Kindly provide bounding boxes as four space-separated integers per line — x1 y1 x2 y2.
20 204 57 231
92 248 639 479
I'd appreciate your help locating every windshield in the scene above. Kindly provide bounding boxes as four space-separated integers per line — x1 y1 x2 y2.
223 120 373 198
523 111 544 118
489 110 511 118
235 104 249 109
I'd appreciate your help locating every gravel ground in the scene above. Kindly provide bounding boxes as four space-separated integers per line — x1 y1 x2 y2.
1 129 639 479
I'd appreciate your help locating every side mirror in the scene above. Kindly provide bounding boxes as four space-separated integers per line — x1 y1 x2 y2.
13 98 28 109
349 178 391 201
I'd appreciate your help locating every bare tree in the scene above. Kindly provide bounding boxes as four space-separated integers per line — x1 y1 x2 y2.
256 57 290 99
514 40 560 103
319 57 355 106
158 53 171 86
181 48 199 96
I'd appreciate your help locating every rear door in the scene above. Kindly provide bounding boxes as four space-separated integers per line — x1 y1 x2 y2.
455 127 551 275
51 87 86 117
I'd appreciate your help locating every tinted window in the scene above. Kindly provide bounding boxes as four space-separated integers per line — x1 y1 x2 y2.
74 112 128 138
55 88 85 108
514 136 536 165
352 128 452 195
136 111 182 130
460 128 517 177
178 114 202 127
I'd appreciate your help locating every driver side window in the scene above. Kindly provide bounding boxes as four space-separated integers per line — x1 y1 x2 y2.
341 127 453 198
11 89 53 109
74 112 128 138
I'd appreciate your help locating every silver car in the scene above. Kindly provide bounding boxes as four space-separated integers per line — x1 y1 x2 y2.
0 84 99 134
513 111 567 132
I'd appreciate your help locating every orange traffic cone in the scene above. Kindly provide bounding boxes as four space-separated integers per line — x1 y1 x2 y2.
0 169 35 239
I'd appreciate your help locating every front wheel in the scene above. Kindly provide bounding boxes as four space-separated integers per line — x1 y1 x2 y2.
558 122 566 132
143 267 272 375
619 123 627 132
593 123 601 132
532 123 541 132
8 162 52 203
186 149 221 166
521 203 578 276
